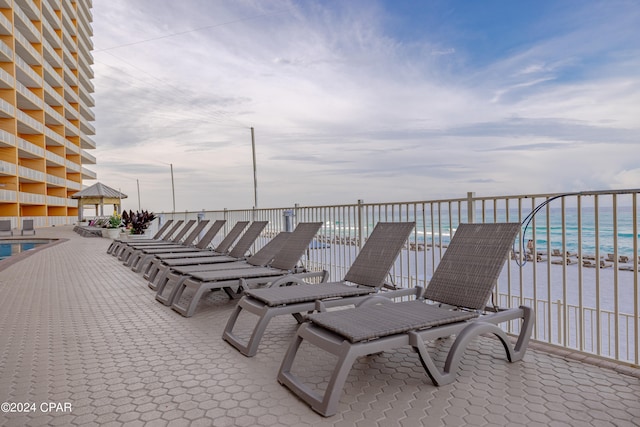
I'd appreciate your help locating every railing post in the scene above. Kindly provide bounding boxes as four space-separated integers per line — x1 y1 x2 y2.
357 199 364 248
467 192 476 223
224 208 228 234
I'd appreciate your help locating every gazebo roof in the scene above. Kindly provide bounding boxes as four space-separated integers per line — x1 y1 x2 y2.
71 182 128 199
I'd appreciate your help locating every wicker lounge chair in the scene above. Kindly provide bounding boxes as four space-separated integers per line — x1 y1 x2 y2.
125 219 212 269
127 219 237 272
158 222 325 317
110 220 184 257
144 221 268 283
150 230 292 290
118 220 196 262
277 222 534 417
222 222 415 357
0 220 12 237
107 219 174 254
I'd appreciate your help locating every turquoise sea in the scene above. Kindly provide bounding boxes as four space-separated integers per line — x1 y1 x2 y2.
325 205 639 257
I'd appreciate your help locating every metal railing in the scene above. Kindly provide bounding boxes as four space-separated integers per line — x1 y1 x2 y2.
161 189 639 366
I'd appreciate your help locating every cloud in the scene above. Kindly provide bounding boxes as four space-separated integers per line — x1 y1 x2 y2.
88 0 640 211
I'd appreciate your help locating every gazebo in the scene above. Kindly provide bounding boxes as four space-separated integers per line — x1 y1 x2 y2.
71 182 127 221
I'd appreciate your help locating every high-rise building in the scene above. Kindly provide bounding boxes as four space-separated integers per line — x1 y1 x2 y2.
0 0 95 229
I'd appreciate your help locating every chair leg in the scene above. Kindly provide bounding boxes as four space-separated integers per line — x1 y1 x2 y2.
278 323 361 417
222 298 274 357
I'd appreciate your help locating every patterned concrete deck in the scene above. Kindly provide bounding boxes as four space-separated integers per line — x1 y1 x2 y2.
0 226 638 426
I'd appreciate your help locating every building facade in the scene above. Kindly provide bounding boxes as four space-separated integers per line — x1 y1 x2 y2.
0 0 95 229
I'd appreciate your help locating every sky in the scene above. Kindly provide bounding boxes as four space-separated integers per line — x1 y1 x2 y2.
89 0 640 213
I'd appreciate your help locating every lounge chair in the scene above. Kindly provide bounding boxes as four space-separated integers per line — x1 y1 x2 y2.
20 219 35 236
107 219 174 254
118 220 196 262
223 221 415 357
277 222 534 417
124 220 209 272
110 220 184 257
149 230 291 291
127 220 228 271
159 222 325 317
0 220 12 237
144 221 268 282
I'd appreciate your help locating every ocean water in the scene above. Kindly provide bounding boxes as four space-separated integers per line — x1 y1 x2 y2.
325 205 639 257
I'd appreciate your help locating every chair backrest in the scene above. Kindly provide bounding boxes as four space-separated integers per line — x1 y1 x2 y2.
181 220 210 246
151 219 174 239
169 220 196 243
23 219 34 230
0 220 11 231
246 232 292 266
344 222 415 289
162 220 185 241
423 222 521 310
213 221 249 253
269 222 323 271
195 220 226 249
228 221 269 258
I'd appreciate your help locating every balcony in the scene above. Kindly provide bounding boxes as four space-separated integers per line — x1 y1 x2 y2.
0 188 16 201
18 190 46 204
14 56 42 88
46 194 67 205
0 98 15 118
15 80 44 110
0 39 13 62
44 127 66 147
44 104 65 126
45 150 66 167
18 165 45 182
15 0 40 21
45 173 66 187
0 8 12 35
13 2 41 42
41 0 61 31
17 137 45 158
81 165 97 180
80 149 96 165
13 31 43 66
16 110 44 134
80 133 96 149
0 67 14 89
66 179 81 190
79 115 94 135
0 159 17 175
0 129 16 148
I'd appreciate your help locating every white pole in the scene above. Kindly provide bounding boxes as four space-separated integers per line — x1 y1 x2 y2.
137 179 141 211
251 127 258 208
170 164 176 213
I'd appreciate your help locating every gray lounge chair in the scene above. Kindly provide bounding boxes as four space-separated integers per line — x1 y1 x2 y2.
126 220 225 271
107 219 174 254
277 222 534 417
0 220 12 237
118 220 196 262
158 222 325 317
150 231 291 291
110 220 184 257
144 221 268 282
20 219 35 236
223 221 416 357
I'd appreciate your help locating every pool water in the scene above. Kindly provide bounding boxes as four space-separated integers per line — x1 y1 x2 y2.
0 240 51 260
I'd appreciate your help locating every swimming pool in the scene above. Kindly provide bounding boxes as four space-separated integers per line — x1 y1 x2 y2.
0 240 54 260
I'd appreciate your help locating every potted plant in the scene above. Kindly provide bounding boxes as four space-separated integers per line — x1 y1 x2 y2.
102 213 122 239
122 210 156 237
